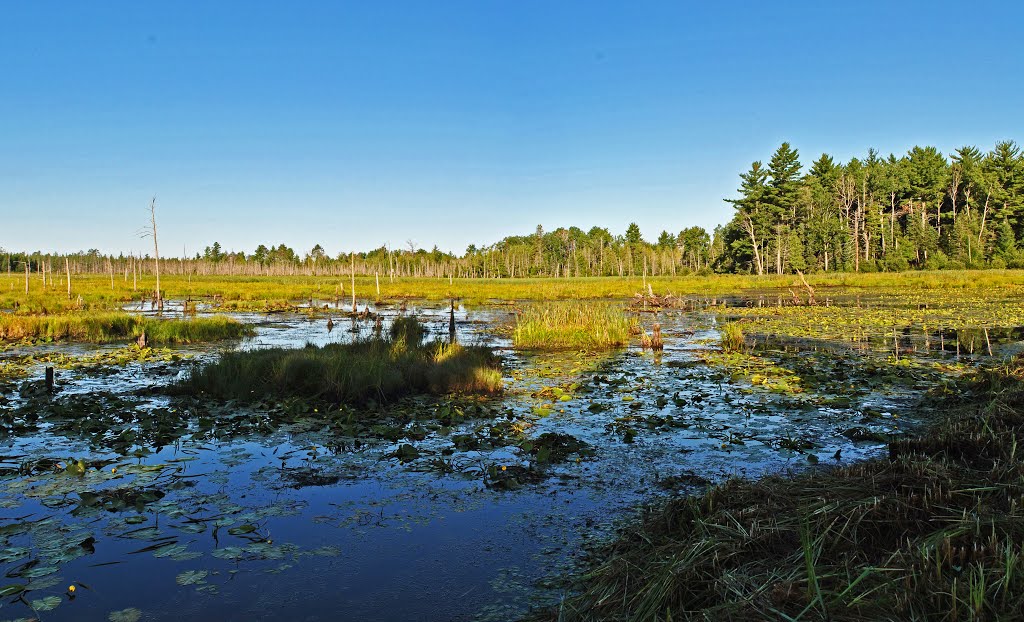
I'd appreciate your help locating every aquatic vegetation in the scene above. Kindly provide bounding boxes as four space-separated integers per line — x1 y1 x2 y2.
513 302 636 350
0 312 253 344
718 321 744 352
700 349 804 394
135 315 254 344
530 358 1024 621
1 287 1020 621
519 432 591 464
719 291 1024 354
183 319 502 404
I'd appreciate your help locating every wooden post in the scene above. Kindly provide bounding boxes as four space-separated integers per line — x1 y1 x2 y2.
24 261 29 294
65 257 71 299
449 299 457 344
375 271 380 301
45 367 54 392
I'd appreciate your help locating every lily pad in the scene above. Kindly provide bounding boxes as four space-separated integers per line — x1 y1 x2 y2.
175 570 208 586
31 595 63 611
109 608 143 622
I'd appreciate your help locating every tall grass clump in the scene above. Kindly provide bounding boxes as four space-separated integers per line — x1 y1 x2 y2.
139 315 254 344
513 303 636 350
719 321 744 352
529 358 1024 622
0 312 253 344
183 318 501 404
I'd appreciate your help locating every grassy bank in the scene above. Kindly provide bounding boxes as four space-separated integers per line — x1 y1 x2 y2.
513 302 636 350
532 359 1024 621
0 312 254 344
183 318 502 404
4 270 1024 314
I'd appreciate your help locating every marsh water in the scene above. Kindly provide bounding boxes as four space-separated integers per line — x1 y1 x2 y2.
1 295 1016 621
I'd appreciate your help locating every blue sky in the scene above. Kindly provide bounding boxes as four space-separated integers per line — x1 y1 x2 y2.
2 1 1022 257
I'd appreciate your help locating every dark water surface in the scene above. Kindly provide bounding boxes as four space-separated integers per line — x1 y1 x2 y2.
0 300 996 621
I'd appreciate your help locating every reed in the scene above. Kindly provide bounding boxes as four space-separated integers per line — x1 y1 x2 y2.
719 321 744 352
513 302 636 350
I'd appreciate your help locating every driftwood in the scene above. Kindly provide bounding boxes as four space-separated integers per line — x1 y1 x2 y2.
629 292 685 311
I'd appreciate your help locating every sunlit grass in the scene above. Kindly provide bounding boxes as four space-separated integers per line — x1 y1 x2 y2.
513 302 636 350
719 321 744 352
5 270 1024 314
0 312 253 344
183 319 501 404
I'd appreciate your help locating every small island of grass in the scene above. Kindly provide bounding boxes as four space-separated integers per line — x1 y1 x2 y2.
182 317 502 404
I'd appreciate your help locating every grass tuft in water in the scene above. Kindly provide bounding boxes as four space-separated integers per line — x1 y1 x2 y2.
513 303 636 351
719 321 744 352
183 318 501 404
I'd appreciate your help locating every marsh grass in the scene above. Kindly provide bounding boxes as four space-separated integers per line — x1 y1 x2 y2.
719 321 745 352
531 359 1024 622
7 270 1024 314
513 302 636 351
0 312 253 344
183 319 502 404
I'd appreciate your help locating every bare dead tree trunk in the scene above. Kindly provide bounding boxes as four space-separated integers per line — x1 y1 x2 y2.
741 215 763 275
948 165 961 229
890 193 897 253
149 197 162 309
979 192 990 245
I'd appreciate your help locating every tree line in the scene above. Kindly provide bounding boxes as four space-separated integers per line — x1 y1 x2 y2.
718 140 1024 274
4 139 1021 279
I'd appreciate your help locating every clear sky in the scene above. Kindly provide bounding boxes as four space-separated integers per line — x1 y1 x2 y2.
2 1 1023 257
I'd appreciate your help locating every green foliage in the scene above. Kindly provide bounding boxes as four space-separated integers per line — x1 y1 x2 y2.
625 222 643 245
720 140 1024 274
